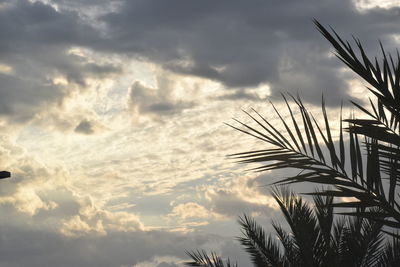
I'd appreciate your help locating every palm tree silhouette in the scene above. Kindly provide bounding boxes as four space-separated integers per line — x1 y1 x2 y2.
228 20 400 233
186 188 399 266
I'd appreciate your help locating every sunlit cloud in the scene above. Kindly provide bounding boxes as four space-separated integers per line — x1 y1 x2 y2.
353 0 400 10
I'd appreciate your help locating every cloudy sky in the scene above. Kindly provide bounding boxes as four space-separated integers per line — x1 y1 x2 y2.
0 0 399 266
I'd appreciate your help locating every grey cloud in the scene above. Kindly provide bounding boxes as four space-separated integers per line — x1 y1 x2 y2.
98 0 400 105
0 0 97 50
129 81 193 116
205 185 277 219
217 90 263 101
0 0 116 122
0 73 64 122
1 0 399 124
75 119 95 134
0 223 249 267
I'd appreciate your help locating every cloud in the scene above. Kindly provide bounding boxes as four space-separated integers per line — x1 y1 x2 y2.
168 202 225 221
98 0 400 105
200 174 279 218
0 0 118 122
0 221 249 267
128 78 194 118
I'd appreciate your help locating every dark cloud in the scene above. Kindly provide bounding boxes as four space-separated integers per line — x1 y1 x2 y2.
0 0 399 123
0 0 97 51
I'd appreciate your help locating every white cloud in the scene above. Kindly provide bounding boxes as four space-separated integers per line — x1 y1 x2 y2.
353 0 400 10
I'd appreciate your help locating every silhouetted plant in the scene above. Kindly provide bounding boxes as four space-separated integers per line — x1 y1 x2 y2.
228 20 400 233
187 188 397 267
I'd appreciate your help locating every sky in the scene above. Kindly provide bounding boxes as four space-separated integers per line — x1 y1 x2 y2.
0 0 399 266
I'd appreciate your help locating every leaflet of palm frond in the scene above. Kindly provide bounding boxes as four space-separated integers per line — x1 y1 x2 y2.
228 148 286 158
185 250 237 267
295 96 326 162
282 94 308 154
377 148 400 161
277 174 357 189
339 103 345 168
350 130 365 183
234 152 305 164
321 96 342 170
348 125 400 145
330 201 377 209
238 215 283 267
365 138 384 194
307 187 377 202
269 101 301 152
345 121 400 145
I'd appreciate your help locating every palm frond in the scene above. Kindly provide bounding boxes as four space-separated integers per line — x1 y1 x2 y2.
237 214 283 267
271 187 318 266
185 250 237 267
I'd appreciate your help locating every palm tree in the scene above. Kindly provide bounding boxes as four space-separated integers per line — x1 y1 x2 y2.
186 188 395 267
228 20 400 233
